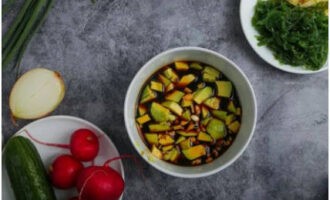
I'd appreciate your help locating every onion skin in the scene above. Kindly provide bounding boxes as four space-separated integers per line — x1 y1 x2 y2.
76 166 124 200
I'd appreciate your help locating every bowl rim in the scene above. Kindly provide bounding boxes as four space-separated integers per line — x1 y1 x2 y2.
124 46 257 178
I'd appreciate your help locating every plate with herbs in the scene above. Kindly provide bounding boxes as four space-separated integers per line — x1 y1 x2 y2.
240 0 328 74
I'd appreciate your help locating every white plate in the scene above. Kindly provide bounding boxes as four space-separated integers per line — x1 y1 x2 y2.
240 0 328 74
2 115 124 200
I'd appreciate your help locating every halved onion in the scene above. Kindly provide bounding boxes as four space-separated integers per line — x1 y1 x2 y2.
9 68 65 119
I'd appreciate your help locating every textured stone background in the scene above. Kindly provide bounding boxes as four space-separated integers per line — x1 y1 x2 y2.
2 0 328 199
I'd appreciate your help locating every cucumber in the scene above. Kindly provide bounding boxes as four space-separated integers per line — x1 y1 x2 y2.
3 136 56 200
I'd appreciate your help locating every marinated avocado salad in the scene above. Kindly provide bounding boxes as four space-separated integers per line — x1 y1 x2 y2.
135 61 242 166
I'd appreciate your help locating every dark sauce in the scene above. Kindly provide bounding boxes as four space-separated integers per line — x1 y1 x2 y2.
136 61 242 166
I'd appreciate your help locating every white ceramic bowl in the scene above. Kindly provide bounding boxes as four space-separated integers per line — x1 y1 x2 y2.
124 47 257 178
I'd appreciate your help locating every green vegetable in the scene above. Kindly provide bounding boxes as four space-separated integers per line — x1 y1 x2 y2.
182 145 206 160
206 119 226 140
212 110 227 121
149 123 171 132
140 85 157 104
145 133 158 144
216 81 232 98
3 0 55 69
162 101 183 116
197 132 213 142
202 67 220 82
193 86 213 104
150 102 175 122
4 136 56 200
189 62 203 70
165 90 185 102
252 0 328 70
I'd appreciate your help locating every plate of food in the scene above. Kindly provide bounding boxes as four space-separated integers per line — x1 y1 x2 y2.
240 0 328 74
2 115 125 200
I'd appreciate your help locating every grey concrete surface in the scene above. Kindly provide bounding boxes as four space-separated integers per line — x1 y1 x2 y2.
2 0 328 199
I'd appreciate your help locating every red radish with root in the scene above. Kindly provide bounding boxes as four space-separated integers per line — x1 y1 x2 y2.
49 154 84 189
76 155 136 200
24 129 99 161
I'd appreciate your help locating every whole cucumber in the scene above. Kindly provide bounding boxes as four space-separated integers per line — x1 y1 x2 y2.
4 136 56 200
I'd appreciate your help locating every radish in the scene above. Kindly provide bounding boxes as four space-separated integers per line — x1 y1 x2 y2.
76 156 133 200
70 129 99 161
24 128 99 161
49 154 84 189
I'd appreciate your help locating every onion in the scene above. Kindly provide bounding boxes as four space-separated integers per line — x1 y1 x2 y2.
9 68 65 119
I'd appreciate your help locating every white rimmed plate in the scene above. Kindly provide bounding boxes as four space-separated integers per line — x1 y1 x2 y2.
240 0 328 74
2 115 124 200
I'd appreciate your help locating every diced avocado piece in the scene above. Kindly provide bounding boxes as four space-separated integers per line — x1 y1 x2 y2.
136 114 151 125
150 81 164 92
182 109 191 121
204 66 220 77
193 86 213 104
197 132 213 142
181 99 193 107
204 97 220 110
202 73 217 82
159 134 174 145
189 62 203 70
164 148 180 161
227 101 236 113
162 145 174 152
162 101 183 116
177 74 196 87
235 107 241 116
163 68 179 82
169 148 180 162
206 119 226 140
182 145 206 160
228 121 240 133
201 117 212 126
145 133 158 145
140 85 157 104
177 131 198 137
151 145 163 159
216 81 232 98
150 102 173 122
225 114 236 125
175 61 189 71
138 104 147 116
212 110 227 121
176 136 186 144
149 123 171 132
158 74 171 86
202 67 220 82
165 90 185 102
165 83 175 92
163 151 172 160
201 106 210 118
173 125 184 130
179 138 192 150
